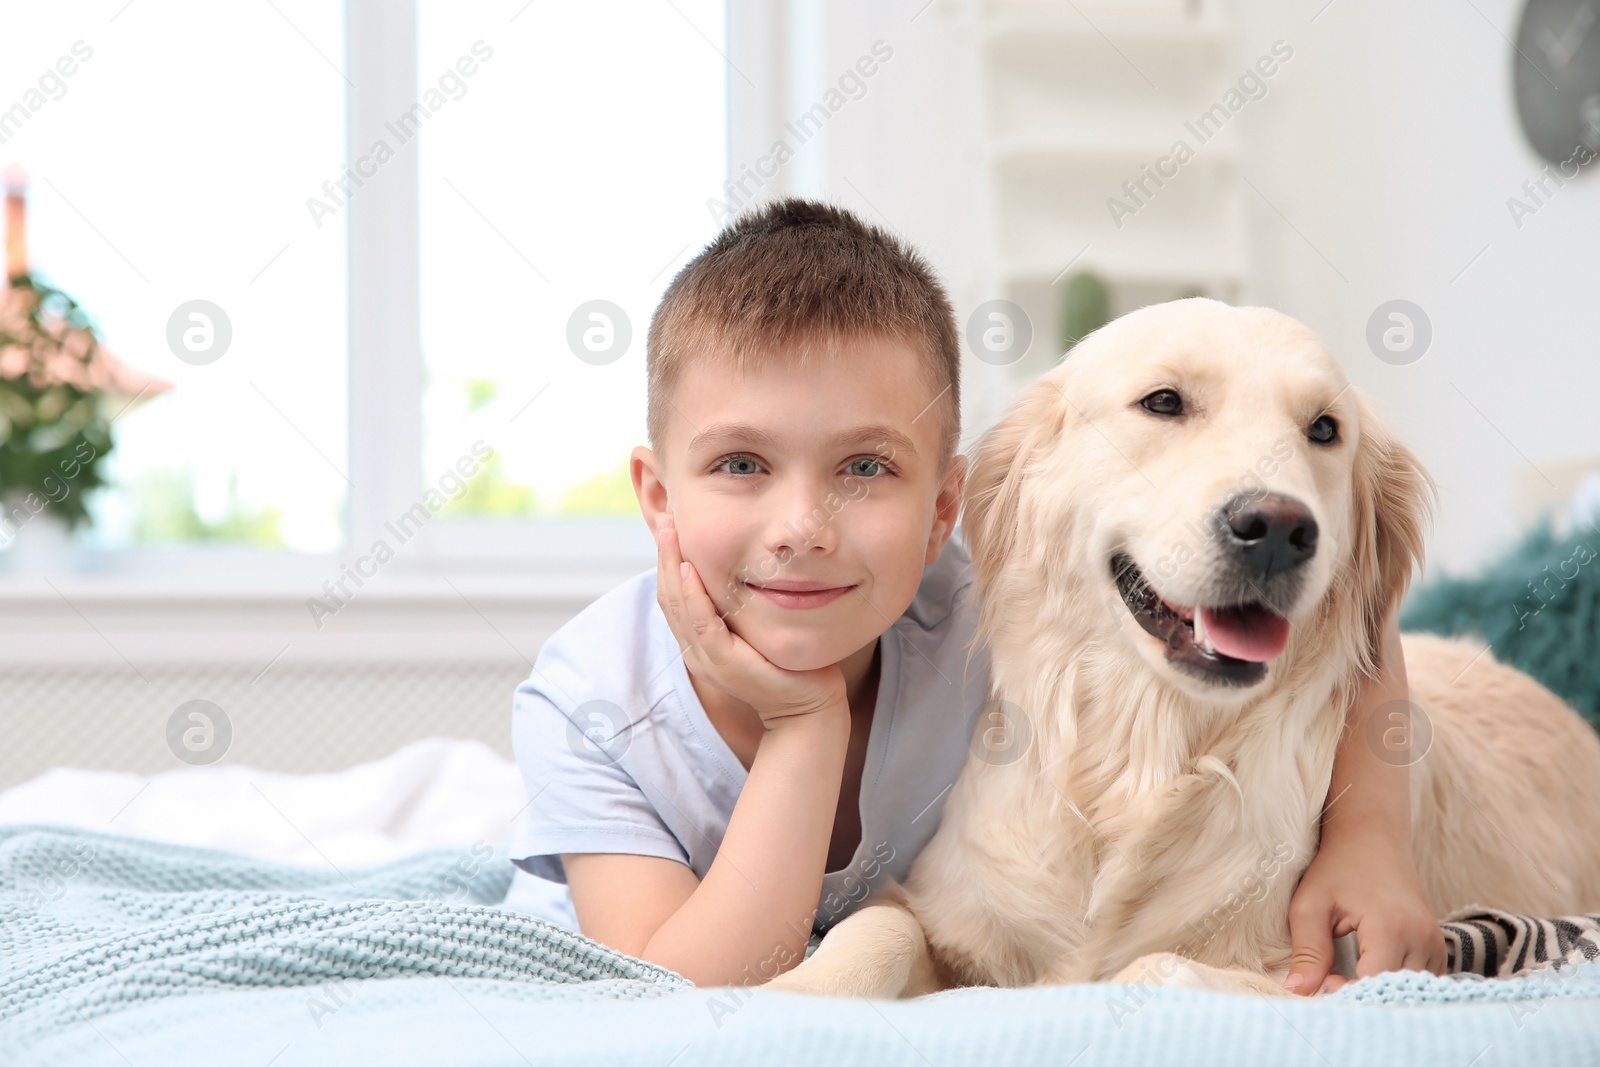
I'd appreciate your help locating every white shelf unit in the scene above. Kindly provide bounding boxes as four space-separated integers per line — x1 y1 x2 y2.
958 0 1252 435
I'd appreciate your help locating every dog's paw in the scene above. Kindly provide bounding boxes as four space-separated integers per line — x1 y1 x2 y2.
764 955 909 998
1110 953 1292 997
762 960 846 997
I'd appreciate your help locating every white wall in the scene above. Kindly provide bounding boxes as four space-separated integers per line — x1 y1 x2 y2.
728 0 987 426
790 0 1599 578
1228 0 1600 576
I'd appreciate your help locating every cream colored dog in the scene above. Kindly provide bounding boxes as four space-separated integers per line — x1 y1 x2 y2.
766 297 1600 998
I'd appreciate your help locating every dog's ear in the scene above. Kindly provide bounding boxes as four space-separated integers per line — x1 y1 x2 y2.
1344 389 1435 672
962 376 1068 594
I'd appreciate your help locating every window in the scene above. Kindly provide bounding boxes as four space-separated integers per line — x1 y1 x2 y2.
1 1 348 553
414 0 728 534
2 0 728 578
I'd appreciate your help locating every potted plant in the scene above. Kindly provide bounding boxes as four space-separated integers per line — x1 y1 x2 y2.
1060 270 1110 356
0 168 170 563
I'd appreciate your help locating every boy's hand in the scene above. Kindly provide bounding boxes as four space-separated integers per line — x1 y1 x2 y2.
654 512 848 731
1284 817 1447 994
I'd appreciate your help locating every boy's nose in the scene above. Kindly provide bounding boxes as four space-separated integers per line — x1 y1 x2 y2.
765 486 842 558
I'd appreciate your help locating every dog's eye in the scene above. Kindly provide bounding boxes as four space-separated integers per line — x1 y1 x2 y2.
1308 414 1338 444
1139 389 1184 417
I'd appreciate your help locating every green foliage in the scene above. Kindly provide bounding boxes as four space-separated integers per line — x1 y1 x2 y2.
439 377 639 519
440 452 537 517
130 469 284 546
0 275 116 528
1060 271 1111 357
438 456 640 519
436 452 639 520
558 460 638 517
464 378 499 413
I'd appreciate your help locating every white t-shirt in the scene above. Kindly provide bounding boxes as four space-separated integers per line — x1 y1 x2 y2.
504 532 990 938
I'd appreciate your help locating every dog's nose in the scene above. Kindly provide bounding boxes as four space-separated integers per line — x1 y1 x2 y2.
1219 492 1318 579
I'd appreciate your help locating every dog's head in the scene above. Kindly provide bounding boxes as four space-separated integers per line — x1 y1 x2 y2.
964 297 1434 703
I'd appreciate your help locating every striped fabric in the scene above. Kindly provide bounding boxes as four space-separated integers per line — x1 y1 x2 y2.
1442 906 1600 978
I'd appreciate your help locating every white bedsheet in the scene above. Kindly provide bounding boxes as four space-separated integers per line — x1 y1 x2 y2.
0 737 526 866
0 736 584 930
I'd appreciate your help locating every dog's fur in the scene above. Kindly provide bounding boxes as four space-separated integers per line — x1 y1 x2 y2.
765 298 1600 998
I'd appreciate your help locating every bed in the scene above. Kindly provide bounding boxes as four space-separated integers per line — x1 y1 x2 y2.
3 738 1598 1067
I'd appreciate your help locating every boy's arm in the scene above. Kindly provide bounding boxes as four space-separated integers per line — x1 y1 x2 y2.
565 707 850 986
563 853 697 960
563 513 852 987
1283 610 1448 994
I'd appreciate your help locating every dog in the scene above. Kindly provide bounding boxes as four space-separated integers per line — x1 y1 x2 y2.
765 297 1600 998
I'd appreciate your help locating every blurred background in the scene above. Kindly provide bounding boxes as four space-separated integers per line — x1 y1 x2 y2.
1 0 1597 790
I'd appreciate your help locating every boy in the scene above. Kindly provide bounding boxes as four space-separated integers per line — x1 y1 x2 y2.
507 198 1444 994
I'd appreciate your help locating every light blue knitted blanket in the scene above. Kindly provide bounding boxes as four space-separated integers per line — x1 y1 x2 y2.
4 824 1599 1066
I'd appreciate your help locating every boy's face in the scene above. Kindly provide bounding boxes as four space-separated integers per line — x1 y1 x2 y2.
632 334 965 672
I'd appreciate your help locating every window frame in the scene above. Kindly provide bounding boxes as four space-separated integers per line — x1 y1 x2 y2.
344 0 667 591
0 0 753 602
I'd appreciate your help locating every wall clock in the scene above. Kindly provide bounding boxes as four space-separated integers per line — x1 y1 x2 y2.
1514 0 1600 165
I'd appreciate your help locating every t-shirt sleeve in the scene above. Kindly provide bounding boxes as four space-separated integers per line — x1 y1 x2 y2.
508 679 689 885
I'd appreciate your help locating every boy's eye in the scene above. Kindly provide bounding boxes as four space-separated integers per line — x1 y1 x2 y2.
715 454 764 476
846 457 887 478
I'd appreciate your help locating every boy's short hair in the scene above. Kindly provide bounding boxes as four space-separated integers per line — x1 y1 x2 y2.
646 197 961 469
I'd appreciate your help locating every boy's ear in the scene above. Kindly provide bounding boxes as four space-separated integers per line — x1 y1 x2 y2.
925 453 969 565
631 445 669 529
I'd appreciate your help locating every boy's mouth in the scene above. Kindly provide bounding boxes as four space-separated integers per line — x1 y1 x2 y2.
744 579 857 610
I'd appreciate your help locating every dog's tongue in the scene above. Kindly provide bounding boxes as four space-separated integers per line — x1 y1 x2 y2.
1199 605 1290 662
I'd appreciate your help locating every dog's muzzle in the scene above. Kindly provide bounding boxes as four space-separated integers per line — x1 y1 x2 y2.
1108 492 1319 688
1111 554 1283 688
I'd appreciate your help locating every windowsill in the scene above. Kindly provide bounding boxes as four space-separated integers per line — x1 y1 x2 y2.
0 520 657 667
0 552 651 604
0 516 656 604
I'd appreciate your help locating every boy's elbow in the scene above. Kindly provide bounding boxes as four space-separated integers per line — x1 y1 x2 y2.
633 930 772 989
575 916 656 963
